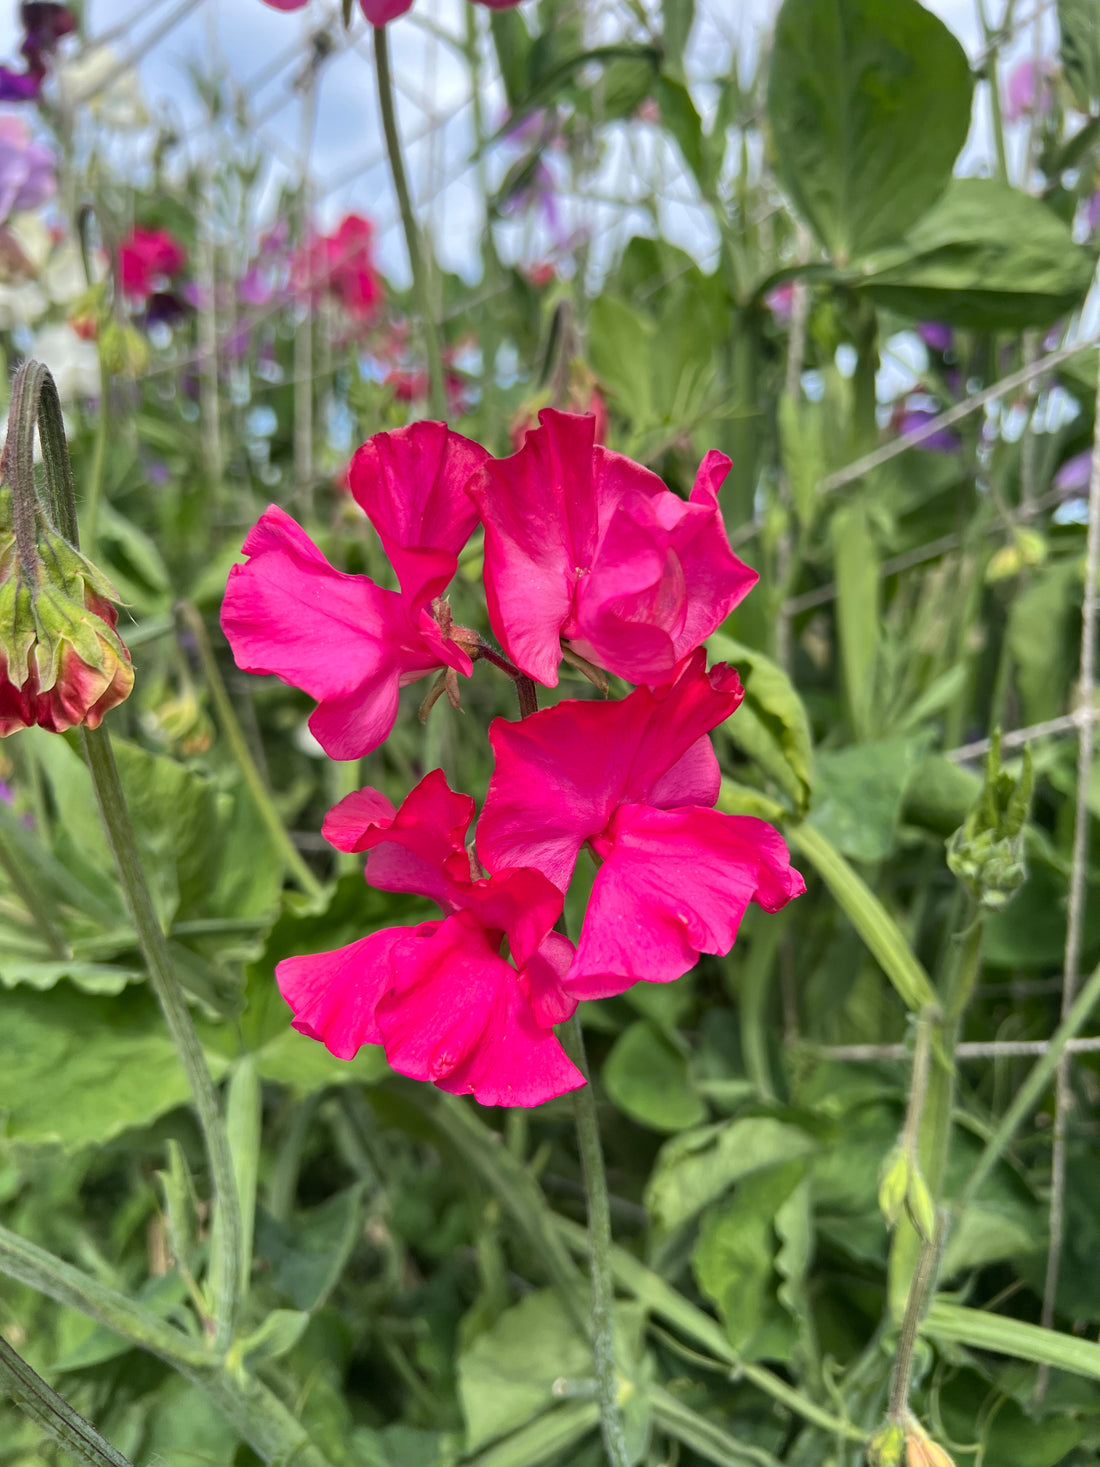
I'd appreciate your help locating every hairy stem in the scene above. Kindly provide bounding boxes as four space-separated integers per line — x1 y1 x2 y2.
80 725 242 1353
373 24 446 419
561 1013 631 1467
0 1334 134 1467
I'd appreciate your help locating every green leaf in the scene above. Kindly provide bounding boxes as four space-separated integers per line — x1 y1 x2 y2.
458 1290 592 1451
924 1300 1100 1380
858 178 1096 328
225 1056 261 1292
1006 558 1081 724
709 631 815 812
766 0 971 260
603 1021 707 1133
458 1289 644 1452
0 983 227 1148
0 959 138 995
1059 0 1100 115
463 1403 599 1467
788 822 939 1012
252 1184 365 1312
661 0 695 77
693 1160 807 1359
810 734 932 862
645 1117 817 1232
235 1308 310 1368
588 295 655 425
831 499 879 742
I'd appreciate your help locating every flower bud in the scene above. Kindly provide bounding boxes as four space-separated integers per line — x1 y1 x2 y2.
868 1423 907 1467
0 489 133 736
945 732 1033 909
878 1144 911 1228
904 1419 956 1467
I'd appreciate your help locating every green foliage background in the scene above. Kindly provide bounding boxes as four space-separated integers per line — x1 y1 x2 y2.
2 0 1100 1463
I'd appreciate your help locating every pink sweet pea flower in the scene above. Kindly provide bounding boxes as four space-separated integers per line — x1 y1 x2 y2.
221 422 489 759
118 227 187 301
466 409 757 688
277 771 582 1106
477 650 805 999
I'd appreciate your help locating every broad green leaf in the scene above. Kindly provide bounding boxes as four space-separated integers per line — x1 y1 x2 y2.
809 734 932 862
462 1403 599 1467
0 959 137 995
0 983 227 1148
1059 0 1100 114
588 295 655 426
902 755 981 837
252 1184 365 1312
603 1021 706 1133
645 1117 817 1231
655 77 706 187
458 1289 644 1451
858 179 1096 328
661 0 695 77
693 1160 807 1359
767 0 971 260
709 631 814 812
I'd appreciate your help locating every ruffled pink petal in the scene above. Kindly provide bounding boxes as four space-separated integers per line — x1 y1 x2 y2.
348 422 488 608
377 915 583 1106
322 787 397 852
457 865 565 966
522 930 578 1027
468 410 667 686
276 927 405 1058
221 505 469 760
477 651 741 888
325 770 475 910
571 456 756 684
565 804 805 1000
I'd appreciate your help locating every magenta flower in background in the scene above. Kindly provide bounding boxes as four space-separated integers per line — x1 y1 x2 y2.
466 410 757 688
1002 59 1052 124
278 770 582 1106
290 213 382 327
0 115 54 223
477 650 805 999
118 226 187 301
765 281 796 321
259 0 520 23
221 423 488 759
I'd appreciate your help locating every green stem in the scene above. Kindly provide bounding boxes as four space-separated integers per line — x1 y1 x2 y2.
176 601 324 901
373 24 446 420
0 1333 135 1467
0 1221 212 1368
79 725 242 1354
887 1227 940 1423
560 1014 630 1467
82 352 111 554
959 959 1100 1212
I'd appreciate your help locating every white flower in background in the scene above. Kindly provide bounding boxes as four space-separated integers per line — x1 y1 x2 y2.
55 46 147 131
31 321 99 401
0 279 47 328
42 239 101 306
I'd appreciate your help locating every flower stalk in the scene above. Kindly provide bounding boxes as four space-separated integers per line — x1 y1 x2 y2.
561 1013 631 1467
372 23 446 420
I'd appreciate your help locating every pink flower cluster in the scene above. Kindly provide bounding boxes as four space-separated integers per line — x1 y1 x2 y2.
223 411 804 1106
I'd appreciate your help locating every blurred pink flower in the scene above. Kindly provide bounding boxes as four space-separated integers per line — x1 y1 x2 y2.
118 226 187 301
259 0 520 21
1003 59 1052 124
0 115 54 223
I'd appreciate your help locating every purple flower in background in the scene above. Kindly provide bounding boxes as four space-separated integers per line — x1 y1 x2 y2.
1054 448 1093 493
0 3 75 102
0 115 54 223
918 321 953 354
1002 59 1052 125
897 406 962 452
